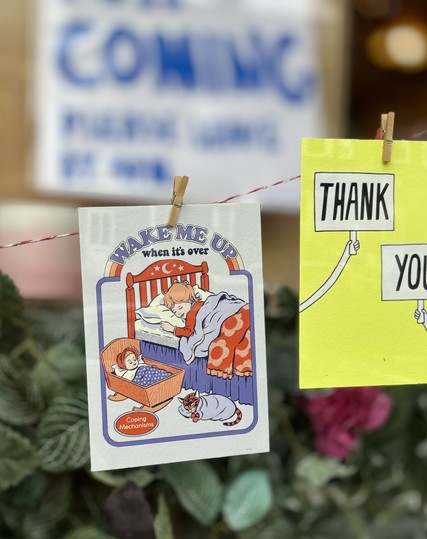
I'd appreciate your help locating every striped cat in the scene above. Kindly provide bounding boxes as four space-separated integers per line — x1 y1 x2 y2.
178 390 242 427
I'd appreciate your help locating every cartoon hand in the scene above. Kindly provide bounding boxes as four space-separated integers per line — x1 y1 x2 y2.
414 309 427 324
161 321 175 333
347 240 360 256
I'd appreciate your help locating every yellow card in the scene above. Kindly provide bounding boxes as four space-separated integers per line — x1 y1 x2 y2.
300 138 427 388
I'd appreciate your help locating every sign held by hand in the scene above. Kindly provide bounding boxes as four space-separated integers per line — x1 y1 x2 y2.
382 244 427 301
315 172 394 232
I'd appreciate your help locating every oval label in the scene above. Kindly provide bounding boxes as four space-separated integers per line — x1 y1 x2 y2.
114 411 158 437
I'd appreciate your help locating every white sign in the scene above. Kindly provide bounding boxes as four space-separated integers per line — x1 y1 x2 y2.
382 244 427 301
35 0 325 210
314 172 394 231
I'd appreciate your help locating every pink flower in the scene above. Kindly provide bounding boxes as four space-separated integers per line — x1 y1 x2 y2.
314 426 358 460
300 387 393 459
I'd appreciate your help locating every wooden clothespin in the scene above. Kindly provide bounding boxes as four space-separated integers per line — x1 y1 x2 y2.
382 112 395 163
168 175 189 227
375 113 387 140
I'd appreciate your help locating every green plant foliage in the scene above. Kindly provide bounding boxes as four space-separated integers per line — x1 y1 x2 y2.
255 517 296 539
37 394 90 472
371 512 427 539
19 476 71 539
0 277 426 538
153 493 174 539
0 272 23 320
161 460 223 526
0 424 39 491
32 342 86 401
264 287 299 393
61 527 115 539
0 272 24 354
0 355 42 426
27 305 85 349
223 469 273 531
91 467 156 489
296 455 355 487
311 510 368 539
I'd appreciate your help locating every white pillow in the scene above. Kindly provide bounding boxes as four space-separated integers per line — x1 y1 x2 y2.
135 286 212 327
135 293 185 327
149 293 164 308
193 284 213 302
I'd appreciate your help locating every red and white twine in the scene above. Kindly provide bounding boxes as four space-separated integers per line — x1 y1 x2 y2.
0 175 300 249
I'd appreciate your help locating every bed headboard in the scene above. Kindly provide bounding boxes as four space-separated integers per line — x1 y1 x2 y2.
126 259 209 338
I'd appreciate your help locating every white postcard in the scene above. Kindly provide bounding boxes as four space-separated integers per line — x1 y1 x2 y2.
79 204 269 470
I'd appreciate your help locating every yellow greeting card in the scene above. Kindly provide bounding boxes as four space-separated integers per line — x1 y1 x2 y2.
300 138 427 388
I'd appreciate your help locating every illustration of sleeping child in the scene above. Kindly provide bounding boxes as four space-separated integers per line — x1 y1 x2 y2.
160 282 202 337
160 281 252 378
113 346 171 386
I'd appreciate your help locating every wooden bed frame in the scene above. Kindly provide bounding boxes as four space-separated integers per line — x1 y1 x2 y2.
119 259 254 406
126 259 209 338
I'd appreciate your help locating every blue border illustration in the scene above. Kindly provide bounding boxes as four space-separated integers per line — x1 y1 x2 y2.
96 270 259 447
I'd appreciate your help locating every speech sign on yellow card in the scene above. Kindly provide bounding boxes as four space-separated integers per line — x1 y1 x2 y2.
300 138 427 388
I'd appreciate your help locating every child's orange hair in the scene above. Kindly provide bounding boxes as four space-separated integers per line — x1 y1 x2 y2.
164 282 196 309
116 346 139 369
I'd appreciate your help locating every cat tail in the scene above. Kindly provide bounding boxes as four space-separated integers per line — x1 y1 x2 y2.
223 408 242 427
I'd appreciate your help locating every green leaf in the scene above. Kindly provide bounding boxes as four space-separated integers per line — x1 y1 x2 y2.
32 360 66 402
44 343 86 383
61 526 115 539
0 423 39 491
21 475 71 539
296 454 355 487
256 517 295 539
314 510 367 539
9 472 48 510
161 460 223 526
154 493 174 539
371 513 426 539
223 469 273 531
32 343 86 401
37 394 90 472
26 306 85 348
0 273 24 353
0 503 22 534
0 355 42 426
0 272 23 320
91 467 156 489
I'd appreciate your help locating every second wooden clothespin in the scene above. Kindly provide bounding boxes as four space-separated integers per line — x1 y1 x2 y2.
168 175 189 227
381 111 395 163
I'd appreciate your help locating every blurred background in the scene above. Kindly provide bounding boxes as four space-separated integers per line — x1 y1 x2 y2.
2 3 427 538
2 0 427 299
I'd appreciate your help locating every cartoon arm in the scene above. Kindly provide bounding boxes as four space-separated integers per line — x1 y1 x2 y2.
162 302 203 336
161 321 176 333
348 231 360 255
299 237 360 313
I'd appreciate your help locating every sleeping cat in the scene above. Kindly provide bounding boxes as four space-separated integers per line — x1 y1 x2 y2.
178 390 242 426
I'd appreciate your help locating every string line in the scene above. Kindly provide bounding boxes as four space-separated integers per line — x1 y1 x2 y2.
3 113 427 251
0 175 300 249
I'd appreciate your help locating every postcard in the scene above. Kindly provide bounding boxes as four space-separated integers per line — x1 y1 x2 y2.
79 203 269 470
300 138 427 388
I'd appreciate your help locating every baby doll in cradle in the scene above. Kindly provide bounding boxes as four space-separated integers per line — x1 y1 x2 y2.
113 346 172 387
113 346 145 380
